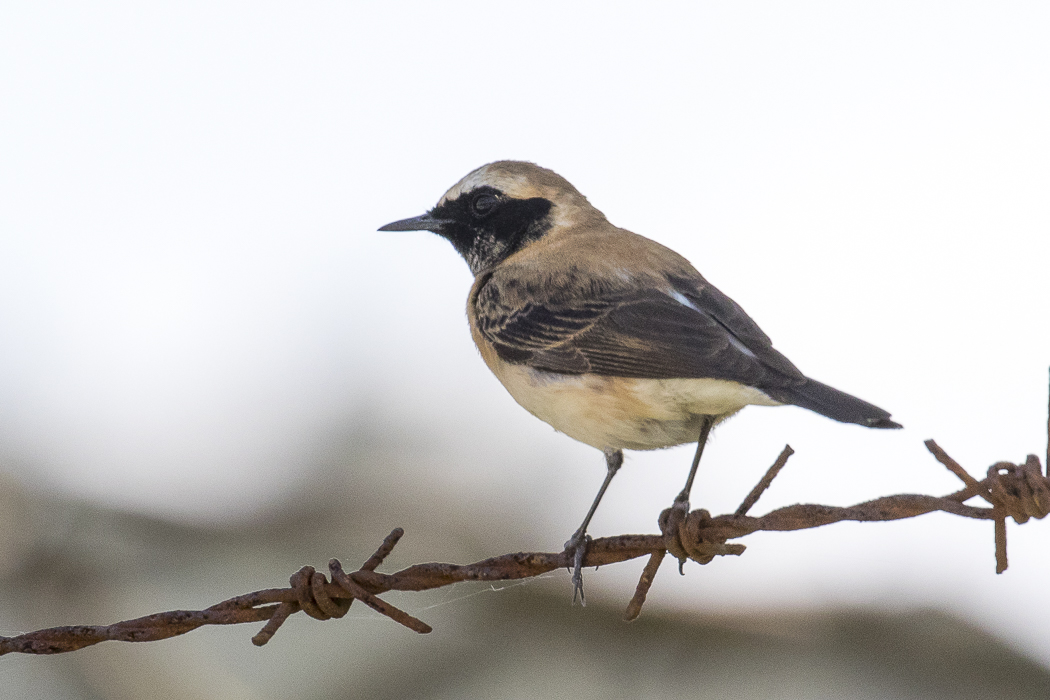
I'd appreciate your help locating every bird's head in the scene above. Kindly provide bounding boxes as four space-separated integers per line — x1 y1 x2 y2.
379 161 606 275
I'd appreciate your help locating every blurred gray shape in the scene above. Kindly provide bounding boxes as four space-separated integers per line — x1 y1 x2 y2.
2 462 1049 700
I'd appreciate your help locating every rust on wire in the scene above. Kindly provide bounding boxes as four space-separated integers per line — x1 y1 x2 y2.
624 550 666 622
4 376 1050 657
735 444 795 516
250 529 426 646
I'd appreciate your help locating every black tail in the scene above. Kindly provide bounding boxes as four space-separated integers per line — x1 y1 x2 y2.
769 378 902 429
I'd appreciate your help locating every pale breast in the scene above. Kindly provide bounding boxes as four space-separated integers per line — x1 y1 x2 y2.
465 257 783 451
489 360 781 451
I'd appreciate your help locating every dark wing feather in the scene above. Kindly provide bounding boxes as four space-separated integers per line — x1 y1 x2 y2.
474 267 900 428
474 273 805 391
666 277 804 378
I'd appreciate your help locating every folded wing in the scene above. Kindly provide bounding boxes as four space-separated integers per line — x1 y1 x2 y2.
473 269 900 428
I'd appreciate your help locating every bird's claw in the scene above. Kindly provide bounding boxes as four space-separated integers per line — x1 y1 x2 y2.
564 531 592 605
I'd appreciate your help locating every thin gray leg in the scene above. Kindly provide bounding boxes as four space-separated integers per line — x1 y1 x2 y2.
674 415 716 508
564 448 623 605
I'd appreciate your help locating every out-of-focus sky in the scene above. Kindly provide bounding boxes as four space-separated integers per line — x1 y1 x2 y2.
2 0 1049 664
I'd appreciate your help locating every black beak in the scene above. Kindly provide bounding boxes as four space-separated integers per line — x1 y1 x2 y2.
378 212 449 232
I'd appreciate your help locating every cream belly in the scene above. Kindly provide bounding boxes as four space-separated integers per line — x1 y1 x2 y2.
489 362 782 451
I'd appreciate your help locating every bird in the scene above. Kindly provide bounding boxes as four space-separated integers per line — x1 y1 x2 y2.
379 160 901 602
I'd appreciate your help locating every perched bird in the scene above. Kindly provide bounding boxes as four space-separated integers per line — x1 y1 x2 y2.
379 161 900 601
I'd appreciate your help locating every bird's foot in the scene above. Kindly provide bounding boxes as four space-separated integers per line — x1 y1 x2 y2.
664 492 692 574
563 529 593 606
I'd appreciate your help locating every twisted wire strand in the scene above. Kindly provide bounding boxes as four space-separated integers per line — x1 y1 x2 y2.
653 441 1050 592
3 438 1049 655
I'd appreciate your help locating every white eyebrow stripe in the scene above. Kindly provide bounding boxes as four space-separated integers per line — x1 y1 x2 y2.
665 290 758 360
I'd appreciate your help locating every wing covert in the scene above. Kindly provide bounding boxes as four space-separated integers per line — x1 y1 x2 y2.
473 271 806 387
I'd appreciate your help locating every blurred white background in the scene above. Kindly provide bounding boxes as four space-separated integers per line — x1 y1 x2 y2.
2 0 1049 670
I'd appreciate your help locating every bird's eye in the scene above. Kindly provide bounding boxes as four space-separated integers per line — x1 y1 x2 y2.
472 192 499 216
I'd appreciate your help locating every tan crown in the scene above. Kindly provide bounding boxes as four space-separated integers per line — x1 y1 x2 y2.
438 161 606 230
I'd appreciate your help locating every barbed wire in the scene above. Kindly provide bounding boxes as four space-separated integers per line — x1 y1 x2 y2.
3 429 1048 658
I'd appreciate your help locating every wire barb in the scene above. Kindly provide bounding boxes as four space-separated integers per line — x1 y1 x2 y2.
924 441 1050 574
736 445 795 516
624 550 666 621
4 426 1050 657
247 528 431 646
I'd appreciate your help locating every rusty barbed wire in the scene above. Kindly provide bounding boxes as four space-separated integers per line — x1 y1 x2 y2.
3 433 1048 657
